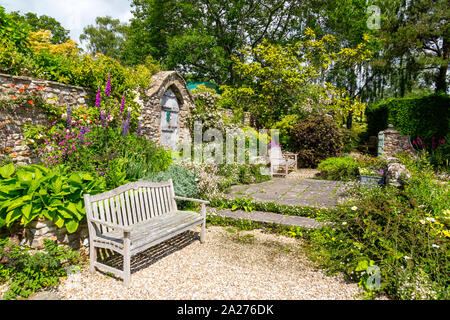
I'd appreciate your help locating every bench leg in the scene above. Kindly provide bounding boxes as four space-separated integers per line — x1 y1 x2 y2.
89 241 97 275
123 231 131 287
200 204 206 243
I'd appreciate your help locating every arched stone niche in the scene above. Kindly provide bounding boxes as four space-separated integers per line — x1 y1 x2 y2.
140 71 194 149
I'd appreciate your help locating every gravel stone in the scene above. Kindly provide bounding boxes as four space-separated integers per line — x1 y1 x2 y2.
56 226 363 300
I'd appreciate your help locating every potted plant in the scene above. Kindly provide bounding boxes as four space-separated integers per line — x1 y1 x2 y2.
359 167 386 186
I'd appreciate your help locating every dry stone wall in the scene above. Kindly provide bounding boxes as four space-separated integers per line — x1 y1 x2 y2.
0 73 93 165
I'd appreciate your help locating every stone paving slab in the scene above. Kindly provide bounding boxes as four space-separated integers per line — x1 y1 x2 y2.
215 209 323 229
227 177 347 208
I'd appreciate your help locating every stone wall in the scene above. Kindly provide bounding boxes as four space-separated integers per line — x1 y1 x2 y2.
378 124 414 157
20 220 89 250
141 71 194 148
0 73 93 165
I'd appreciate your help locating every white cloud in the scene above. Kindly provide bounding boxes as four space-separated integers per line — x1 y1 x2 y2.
0 0 132 46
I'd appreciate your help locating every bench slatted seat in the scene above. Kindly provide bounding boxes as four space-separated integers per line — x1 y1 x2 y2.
83 179 209 287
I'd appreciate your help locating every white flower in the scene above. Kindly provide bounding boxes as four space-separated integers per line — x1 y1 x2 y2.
351 206 358 211
431 244 440 249
425 217 436 223
419 220 425 224
61 113 67 120
127 107 132 112
342 222 347 226
404 255 411 260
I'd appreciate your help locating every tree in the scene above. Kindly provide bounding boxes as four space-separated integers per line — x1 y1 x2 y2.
377 0 449 93
9 11 70 44
221 29 370 128
127 0 306 84
79 16 129 61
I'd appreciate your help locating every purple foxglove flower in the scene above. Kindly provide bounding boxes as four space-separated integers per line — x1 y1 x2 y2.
105 73 111 97
127 109 131 122
122 119 130 138
95 86 102 107
66 105 72 129
136 119 142 136
120 95 125 114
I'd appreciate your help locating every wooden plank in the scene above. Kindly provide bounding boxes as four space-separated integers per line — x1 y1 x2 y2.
119 192 128 226
124 190 133 226
168 179 177 212
164 186 172 212
148 187 156 218
108 196 117 225
114 195 123 226
129 188 138 225
154 187 163 217
142 187 150 220
90 181 173 202
104 198 112 231
137 187 146 222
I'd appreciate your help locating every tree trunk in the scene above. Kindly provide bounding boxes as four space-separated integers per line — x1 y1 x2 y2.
435 64 448 93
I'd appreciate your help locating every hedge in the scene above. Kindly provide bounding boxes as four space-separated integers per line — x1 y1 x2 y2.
366 94 450 141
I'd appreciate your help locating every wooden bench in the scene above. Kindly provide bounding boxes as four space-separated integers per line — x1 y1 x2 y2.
269 146 298 177
83 179 209 287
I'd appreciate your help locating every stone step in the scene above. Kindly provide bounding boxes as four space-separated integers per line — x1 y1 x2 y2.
213 209 323 229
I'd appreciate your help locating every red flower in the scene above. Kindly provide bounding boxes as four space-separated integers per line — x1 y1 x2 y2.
18 89 24 94
38 85 44 91
28 100 34 105
24 84 29 89
12 96 17 100
9 84 15 87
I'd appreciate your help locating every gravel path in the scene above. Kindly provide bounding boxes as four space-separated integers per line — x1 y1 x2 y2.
56 226 362 300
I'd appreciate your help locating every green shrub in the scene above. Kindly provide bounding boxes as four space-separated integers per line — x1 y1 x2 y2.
0 163 105 233
144 165 198 199
305 166 450 299
366 93 450 142
292 115 343 168
0 238 81 299
317 157 360 181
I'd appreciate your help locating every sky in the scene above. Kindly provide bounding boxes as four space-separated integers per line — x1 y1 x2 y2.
0 0 133 47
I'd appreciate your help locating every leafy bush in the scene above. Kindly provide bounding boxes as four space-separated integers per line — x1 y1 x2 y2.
0 238 81 299
366 93 449 143
317 157 360 181
144 165 198 199
305 165 449 299
0 7 159 94
217 163 270 186
292 115 343 168
0 163 105 233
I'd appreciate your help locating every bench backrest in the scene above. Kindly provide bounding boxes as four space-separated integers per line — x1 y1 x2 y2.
269 146 285 165
84 179 177 232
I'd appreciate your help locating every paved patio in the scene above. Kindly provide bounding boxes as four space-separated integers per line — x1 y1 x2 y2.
226 176 347 208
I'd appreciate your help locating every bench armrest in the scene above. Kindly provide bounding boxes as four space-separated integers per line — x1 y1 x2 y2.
174 196 210 205
88 217 132 233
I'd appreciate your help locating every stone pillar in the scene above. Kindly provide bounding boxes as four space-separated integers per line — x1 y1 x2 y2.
378 124 414 157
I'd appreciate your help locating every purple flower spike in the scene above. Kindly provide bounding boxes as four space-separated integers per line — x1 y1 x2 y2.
122 119 130 138
136 119 142 136
120 95 125 114
95 86 102 107
66 105 72 129
105 73 111 97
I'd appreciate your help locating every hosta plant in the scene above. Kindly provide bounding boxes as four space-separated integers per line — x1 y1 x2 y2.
0 163 105 233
